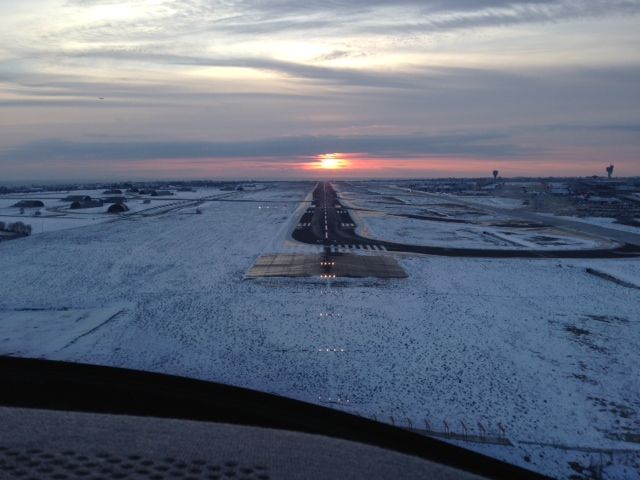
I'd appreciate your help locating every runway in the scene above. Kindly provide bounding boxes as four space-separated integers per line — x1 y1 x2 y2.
291 182 640 259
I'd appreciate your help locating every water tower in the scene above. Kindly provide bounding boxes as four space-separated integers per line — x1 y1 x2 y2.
606 164 614 179
492 170 499 180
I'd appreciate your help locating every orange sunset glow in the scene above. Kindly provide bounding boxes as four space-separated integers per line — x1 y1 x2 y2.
312 153 350 170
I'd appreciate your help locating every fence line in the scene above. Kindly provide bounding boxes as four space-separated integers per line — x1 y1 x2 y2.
350 410 640 455
351 411 512 446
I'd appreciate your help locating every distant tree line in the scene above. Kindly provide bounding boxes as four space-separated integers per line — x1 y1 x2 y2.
0 221 32 236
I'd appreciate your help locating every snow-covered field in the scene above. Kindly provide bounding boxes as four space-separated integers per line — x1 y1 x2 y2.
336 183 613 251
540 214 640 235
0 182 639 478
0 187 228 234
456 195 524 209
360 214 607 250
0 306 129 357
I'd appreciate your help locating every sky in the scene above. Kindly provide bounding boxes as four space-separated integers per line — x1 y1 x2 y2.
1 0 639 181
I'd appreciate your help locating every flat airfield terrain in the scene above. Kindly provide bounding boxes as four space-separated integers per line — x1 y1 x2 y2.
1 181 639 479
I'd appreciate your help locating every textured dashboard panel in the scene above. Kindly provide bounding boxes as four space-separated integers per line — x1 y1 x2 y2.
0 445 270 480
0 406 486 480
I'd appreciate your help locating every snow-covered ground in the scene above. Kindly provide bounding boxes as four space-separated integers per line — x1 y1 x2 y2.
335 183 612 251
344 192 494 224
539 213 640 235
0 306 129 357
360 214 607 250
455 195 524 209
0 187 228 235
0 182 639 478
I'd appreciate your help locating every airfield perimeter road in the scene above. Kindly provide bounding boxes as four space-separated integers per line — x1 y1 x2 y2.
291 182 640 259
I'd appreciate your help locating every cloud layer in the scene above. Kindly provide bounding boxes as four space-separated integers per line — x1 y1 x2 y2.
0 0 639 180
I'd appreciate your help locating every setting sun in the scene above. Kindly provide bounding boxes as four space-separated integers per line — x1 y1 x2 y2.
317 153 348 170
320 157 340 169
